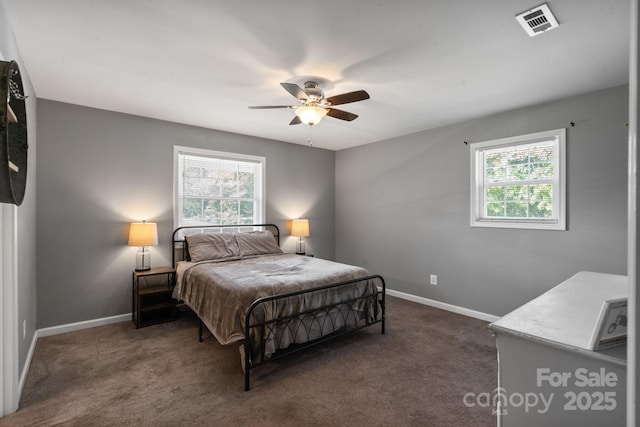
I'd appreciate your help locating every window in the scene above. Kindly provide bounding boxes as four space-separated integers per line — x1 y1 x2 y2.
470 128 566 230
174 146 265 229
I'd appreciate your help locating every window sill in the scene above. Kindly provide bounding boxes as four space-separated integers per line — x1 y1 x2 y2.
471 218 566 231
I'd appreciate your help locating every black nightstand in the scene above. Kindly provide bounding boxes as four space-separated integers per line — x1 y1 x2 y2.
132 266 176 328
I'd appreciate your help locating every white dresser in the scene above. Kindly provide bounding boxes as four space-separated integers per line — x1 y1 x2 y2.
489 271 627 426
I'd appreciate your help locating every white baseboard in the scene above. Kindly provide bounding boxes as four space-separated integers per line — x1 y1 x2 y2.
18 331 38 399
37 313 131 338
386 289 500 323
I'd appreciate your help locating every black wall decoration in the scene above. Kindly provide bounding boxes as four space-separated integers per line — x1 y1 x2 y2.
0 60 28 206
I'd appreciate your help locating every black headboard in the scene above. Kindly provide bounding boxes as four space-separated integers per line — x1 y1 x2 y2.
171 224 280 267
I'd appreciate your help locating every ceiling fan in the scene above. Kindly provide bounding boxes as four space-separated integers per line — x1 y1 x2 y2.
248 81 370 126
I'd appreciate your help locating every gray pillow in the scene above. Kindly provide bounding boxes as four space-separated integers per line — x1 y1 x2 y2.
185 233 240 262
236 231 282 256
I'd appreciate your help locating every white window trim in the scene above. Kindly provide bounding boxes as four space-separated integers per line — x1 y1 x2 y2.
173 146 266 230
470 128 566 230
1 203 19 416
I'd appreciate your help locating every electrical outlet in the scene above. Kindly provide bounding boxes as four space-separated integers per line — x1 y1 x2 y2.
23 320 26 339
430 274 437 286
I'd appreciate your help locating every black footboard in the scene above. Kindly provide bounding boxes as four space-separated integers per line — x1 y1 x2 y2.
243 274 385 391
172 224 386 391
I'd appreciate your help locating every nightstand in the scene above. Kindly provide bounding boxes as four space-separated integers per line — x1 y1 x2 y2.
132 266 176 328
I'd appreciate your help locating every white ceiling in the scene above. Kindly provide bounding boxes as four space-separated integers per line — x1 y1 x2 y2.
1 0 631 151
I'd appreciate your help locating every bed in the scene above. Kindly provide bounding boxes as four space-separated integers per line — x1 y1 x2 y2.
172 224 385 390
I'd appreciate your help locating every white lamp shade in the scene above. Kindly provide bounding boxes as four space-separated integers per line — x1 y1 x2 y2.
291 219 310 237
128 222 158 247
295 106 327 125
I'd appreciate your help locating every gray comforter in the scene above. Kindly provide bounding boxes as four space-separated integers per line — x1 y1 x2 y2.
174 254 377 349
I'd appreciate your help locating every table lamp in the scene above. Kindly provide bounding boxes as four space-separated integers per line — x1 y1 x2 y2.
291 219 310 255
128 221 158 271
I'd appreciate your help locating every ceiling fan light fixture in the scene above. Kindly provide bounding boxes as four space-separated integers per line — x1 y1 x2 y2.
249 81 369 126
295 105 327 125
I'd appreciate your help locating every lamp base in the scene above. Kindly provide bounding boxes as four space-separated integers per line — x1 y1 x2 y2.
135 247 151 271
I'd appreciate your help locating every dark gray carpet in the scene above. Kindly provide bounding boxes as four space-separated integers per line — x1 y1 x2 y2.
0 296 497 426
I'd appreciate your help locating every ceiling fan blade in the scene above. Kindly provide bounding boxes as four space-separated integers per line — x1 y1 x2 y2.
289 116 302 125
326 108 358 121
324 90 370 106
248 105 295 109
281 82 308 101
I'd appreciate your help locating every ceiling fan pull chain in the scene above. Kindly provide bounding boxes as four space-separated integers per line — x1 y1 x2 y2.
308 126 313 147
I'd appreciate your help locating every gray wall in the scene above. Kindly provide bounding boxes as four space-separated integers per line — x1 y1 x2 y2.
335 85 628 317
0 3 37 377
36 100 334 328
34 85 630 325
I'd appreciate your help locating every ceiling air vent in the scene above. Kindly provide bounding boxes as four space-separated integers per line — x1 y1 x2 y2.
515 3 559 37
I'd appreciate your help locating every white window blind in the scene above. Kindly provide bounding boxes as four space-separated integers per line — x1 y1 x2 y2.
174 147 264 228
470 129 566 230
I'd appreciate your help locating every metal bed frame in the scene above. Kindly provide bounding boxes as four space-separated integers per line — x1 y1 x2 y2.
172 224 386 391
